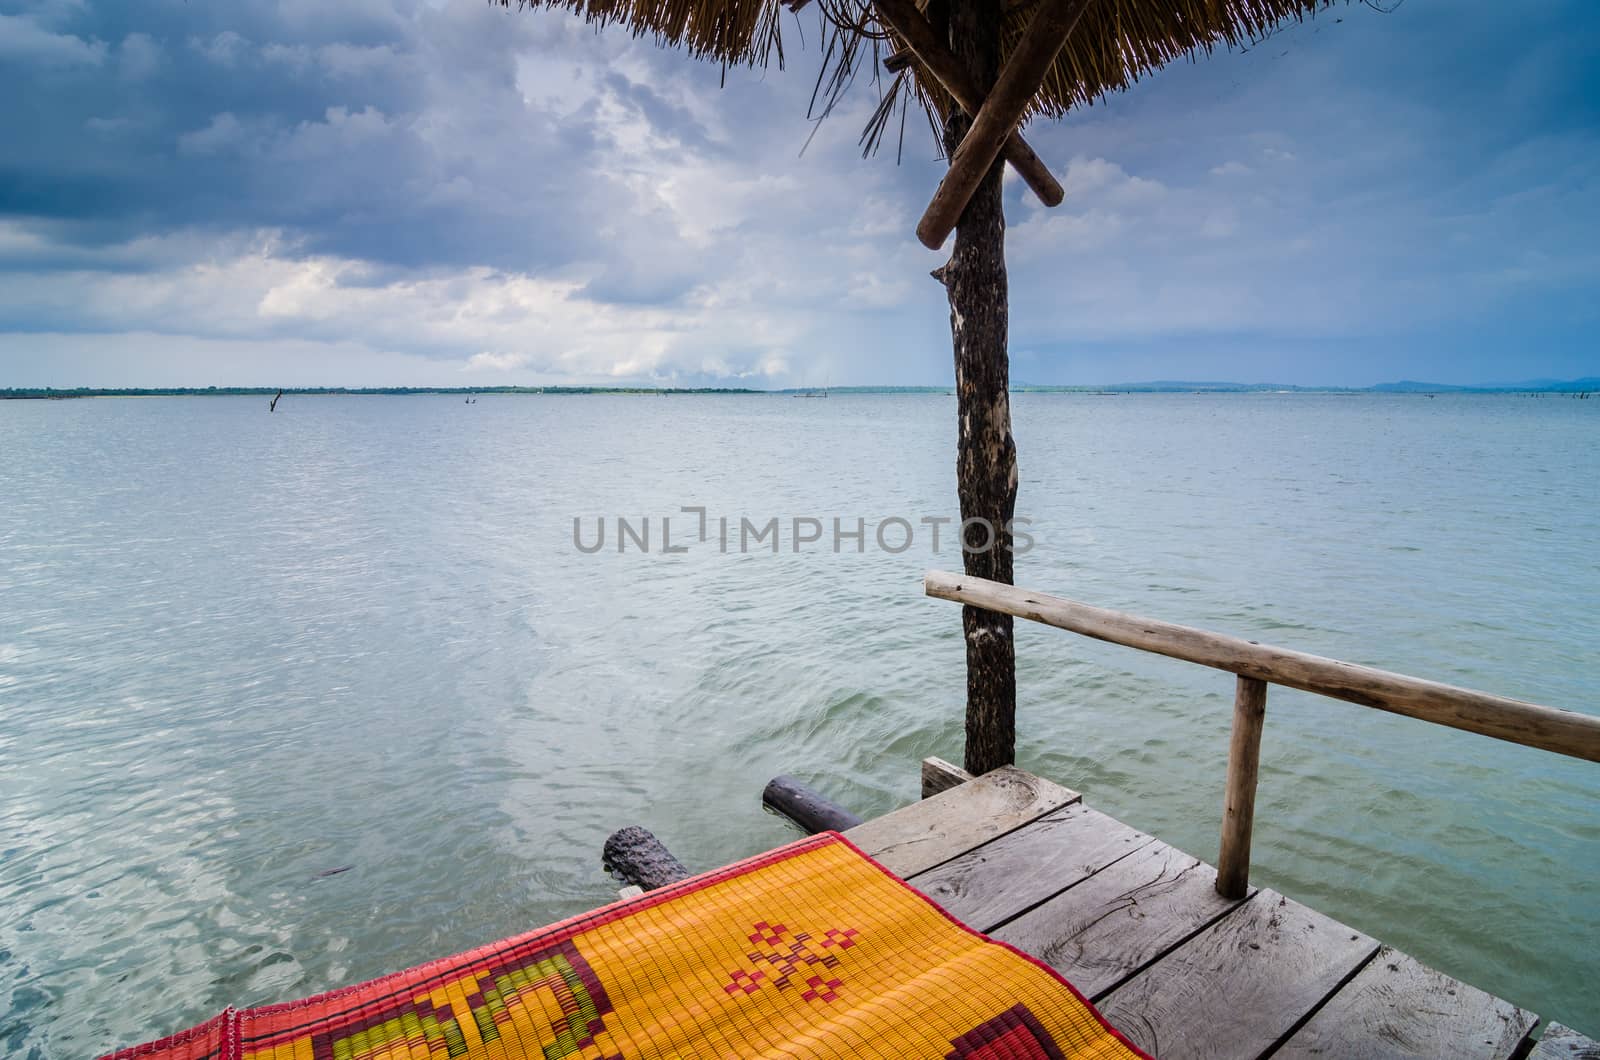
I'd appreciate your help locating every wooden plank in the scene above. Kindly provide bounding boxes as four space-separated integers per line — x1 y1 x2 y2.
908 802 1154 930
1094 889 1380 1059
1530 1023 1600 1059
991 839 1250 999
914 0 1092 249
868 0 1064 208
844 765 1079 877
921 755 974 798
1217 674 1267 899
924 571 1600 763
1276 948 1537 1060
617 885 643 900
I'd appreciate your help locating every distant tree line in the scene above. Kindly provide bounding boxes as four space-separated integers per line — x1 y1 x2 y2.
0 385 764 399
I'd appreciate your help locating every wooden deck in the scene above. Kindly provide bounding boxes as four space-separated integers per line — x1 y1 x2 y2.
838 765 1590 1060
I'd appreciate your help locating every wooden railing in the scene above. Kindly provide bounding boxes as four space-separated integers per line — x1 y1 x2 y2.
924 570 1600 899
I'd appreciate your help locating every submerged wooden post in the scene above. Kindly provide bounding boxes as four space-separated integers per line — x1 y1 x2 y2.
1217 676 1267 899
763 775 864 833
603 826 691 891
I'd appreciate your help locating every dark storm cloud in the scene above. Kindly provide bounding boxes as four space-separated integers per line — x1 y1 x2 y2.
0 0 745 273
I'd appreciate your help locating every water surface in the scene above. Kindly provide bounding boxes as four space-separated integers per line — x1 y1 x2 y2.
1 392 1595 1056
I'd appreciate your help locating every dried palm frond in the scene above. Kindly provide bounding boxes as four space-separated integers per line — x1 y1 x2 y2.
498 0 1336 155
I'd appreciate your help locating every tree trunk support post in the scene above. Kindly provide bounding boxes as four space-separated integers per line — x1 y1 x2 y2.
941 0 1018 778
868 0 1063 208
1217 675 1268 900
917 0 1093 250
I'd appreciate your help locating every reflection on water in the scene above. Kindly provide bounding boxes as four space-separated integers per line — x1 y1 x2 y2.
0 393 1595 1056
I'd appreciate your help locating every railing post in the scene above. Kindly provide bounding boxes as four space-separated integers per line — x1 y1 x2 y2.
1217 675 1268 899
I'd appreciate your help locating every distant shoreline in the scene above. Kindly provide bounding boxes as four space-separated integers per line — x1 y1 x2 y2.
1 379 1595 400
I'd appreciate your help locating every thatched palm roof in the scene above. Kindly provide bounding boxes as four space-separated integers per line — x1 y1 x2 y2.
502 0 1335 246
500 0 1331 127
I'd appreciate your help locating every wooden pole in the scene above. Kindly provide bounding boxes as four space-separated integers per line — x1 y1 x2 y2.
916 0 1093 249
762 775 864 833
924 570 1600 763
601 826 691 891
870 0 1063 208
940 0 1018 778
1217 676 1267 900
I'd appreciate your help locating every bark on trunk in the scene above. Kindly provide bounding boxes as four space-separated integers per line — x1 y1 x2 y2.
939 0 1018 777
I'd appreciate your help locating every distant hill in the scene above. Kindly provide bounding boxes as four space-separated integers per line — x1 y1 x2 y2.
772 386 950 395
1369 378 1600 394
1012 381 1331 393
1014 378 1598 394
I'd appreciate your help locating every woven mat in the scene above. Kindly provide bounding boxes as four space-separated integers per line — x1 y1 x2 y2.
103 831 1148 1059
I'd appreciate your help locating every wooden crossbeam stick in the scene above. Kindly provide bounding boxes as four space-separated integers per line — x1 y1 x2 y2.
883 47 915 72
915 0 1093 249
871 0 1064 211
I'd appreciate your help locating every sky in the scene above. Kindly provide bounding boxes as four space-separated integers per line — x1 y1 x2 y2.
0 0 1596 389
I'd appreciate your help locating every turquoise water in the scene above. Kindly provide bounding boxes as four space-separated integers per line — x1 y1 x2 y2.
1 392 1595 1056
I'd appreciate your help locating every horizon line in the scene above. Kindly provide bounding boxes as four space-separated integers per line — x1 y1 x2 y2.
4 377 1599 397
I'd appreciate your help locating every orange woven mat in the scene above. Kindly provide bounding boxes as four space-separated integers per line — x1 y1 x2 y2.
103 831 1148 1059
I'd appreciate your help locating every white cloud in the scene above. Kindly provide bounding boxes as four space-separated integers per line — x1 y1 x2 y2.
278 106 398 159
0 331 451 388
178 113 247 155
842 271 914 310
118 32 161 80
463 351 532 372
0 11 105 65
1199 207 1238 238
189 30 250 67
0 236 815 384
85 115 135 134
1060 156 1166 203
